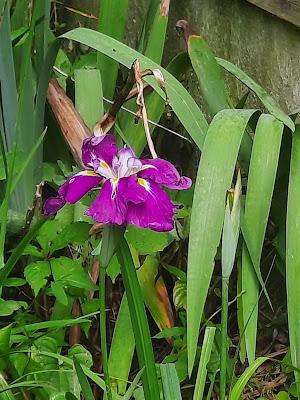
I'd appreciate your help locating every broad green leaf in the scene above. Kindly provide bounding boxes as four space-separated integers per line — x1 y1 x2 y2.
61 28 208 150
108 294 135 395
187 35 230 116
160 363 182 400
276 392 291 400
0 299 27 316
229 357 267 400
117 238 160 400
137 255 174 332
193 327 216 400
217 58 294 132
241 115 283 363
286 125 300 398
50 257 97 291
97 0 129 100
24 260 51 297
51 281 68 306
126 226 171 254
74 68 103 129
187 109 256 374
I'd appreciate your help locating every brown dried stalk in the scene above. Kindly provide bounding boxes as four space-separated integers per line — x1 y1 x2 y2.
47 79 91 166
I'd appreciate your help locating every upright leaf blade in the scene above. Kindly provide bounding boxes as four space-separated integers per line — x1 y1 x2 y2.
97 0 129 100
108 294 135 395
188 35 230 116
286 125 300 398
117 238 160 400
187 109 256 374
241 115 283 363
217 57 294 132
193 327 216 400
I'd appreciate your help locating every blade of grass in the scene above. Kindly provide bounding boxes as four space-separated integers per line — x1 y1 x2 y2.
97 0 129 100
122 368 144 400
73 356 95 400
117 238 160 400
187 35 230 116
229 357 267 400
193 326 216 400
160 363 182 400
286 124 300 398
108 294 135 395
61 28 208 150
187 109 257 375
217 57 294 132
241 115 283 363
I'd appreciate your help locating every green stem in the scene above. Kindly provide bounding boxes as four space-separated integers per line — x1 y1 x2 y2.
99 264 112 400
117 238 160 400
220 277 229 400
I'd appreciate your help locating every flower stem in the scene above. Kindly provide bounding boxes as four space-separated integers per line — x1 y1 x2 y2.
220 276 229 400
99 263 112 400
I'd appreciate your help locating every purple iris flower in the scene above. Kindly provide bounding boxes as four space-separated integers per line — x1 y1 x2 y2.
44 134 191 232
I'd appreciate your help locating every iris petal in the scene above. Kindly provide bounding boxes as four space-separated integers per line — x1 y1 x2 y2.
43 171 102 216
126 180 175 232
59 171 102 203
82 134 117 169
85 179 128 225
139 158 192 190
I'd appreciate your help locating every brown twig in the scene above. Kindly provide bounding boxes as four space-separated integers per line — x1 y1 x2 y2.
93 67 136 136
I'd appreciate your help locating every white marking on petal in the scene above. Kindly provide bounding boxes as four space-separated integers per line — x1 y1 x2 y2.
138 178 151 192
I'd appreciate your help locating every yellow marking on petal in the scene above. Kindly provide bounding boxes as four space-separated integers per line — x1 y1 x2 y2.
100 160 110 169
111 177 119 184
80 170 99 177
141 164 156 170
138 178 150 192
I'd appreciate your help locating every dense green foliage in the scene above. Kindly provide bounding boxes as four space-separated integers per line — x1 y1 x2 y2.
0 1 298 399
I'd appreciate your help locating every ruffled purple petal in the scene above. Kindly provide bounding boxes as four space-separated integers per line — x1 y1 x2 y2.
85 178 128 225
58 171 102 203
125 180 175 232
44 196 66 216
139 158 192 190
82 134 118 169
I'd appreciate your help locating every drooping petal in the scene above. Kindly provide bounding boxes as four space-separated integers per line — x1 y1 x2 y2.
82 134 118 169
112 147 142 178
85 178 128 225
125 180 175 232
44 196 66 216
58 171 102 203
122 175 149 204
139 158 192 190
